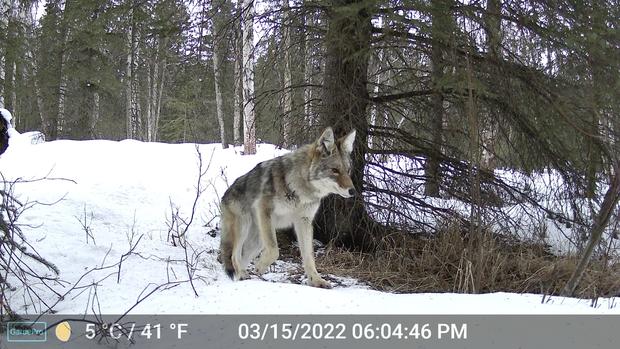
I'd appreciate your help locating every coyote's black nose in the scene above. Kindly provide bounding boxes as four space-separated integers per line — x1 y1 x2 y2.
348 188 356 196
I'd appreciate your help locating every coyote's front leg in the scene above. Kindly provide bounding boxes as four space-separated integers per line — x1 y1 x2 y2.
254 201 279 274
294 217 331 288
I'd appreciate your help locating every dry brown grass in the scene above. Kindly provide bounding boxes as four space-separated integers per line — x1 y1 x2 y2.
313 224 620 298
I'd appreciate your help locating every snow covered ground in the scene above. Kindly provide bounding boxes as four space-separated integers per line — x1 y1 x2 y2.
1 137 618 315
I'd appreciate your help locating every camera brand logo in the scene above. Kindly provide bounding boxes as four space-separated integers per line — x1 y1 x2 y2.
7 322 48 342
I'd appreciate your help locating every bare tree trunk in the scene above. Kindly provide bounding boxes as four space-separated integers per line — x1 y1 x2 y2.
280 0 293 148
57 68 67 138
144 37 167 142
131 76 142 139
0 0 10 108
302 2 320 127
369 57 379 150
9 61 16 126
125 4 141 140
146 59 153 140
0 0 11 108
368 17 387 150
152 51 158 140
56 28 69 139
182 105 188 142
154 54 166 142
90 91 100 138
241 0 256 154
233 43 242 145
0 9 4 108
125 18 134 139
232 1 243 146
302 19 312 126
211 0 228 148
145 38 165 142
0 57 3 106
302 69 313 126
212 37 227 148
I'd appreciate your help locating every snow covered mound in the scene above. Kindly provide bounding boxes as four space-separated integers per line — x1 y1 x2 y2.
0 108 45 154
8 130 45 146
0 108 13 125
0 139 618 315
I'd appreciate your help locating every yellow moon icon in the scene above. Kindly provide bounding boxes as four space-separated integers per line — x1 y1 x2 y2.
55 321 71 342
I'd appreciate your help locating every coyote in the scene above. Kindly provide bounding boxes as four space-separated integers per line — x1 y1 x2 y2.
219 127 356 288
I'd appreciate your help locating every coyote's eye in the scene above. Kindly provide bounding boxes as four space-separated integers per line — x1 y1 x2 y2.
331 168 340 175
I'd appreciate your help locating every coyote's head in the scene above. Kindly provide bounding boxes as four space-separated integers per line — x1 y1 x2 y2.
309 127 357 198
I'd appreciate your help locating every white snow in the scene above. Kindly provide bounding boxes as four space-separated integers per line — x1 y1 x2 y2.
0 139 618 315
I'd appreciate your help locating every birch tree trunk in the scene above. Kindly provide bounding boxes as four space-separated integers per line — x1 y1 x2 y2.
9 61 16 125
146 57 153 140
144 37 166 142
154 53 166 142
90 91 100 138
233 43 242 145
368 53 390 158
126 13 134 139
233 3 242 146
302 47 312 125
212 49 227 148
125 4 142 140
0 57 3 106
3 0 18 113
368 17 384 150
212 0 227 148
56 27 69 139
0 2 5 108
281 0 292 148
241 0 256 154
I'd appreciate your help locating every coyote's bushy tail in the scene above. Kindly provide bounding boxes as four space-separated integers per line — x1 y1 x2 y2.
220 242 235 279
219 205 236 279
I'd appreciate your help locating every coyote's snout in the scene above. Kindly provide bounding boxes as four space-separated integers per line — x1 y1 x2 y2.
219 127 356 288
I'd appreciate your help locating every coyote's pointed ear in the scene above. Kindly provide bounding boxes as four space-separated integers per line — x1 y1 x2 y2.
317 127 335 156
340 130 356 154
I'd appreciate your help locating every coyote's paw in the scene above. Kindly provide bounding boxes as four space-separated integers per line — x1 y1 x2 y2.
235 269 249 280
308 275 332 289
255 261 274 275
256 249 279 274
